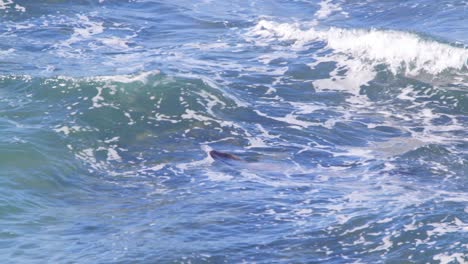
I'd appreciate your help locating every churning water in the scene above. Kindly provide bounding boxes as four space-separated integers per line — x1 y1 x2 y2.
0 0 467 263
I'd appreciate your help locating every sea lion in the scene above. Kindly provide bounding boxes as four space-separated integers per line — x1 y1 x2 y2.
209 150 242 162
209 150 287 172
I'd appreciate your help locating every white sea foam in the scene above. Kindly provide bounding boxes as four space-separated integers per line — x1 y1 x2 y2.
254 109 319 129
70 15 104 43
433 253 467 264
205 171 233 181
0 0 25 12
100 37 130 49
93 70 160 83
315 0 342 19
0 0 15 10
0 48 15 56
310 54 376 94
106 147 122 162
54 14 105 56
248 20 468 75
54 125 82 136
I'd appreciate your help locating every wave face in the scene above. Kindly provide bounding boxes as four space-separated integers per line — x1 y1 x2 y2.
0 0 467 263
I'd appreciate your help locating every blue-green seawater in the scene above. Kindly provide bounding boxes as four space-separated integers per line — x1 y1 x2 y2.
0 1 467 263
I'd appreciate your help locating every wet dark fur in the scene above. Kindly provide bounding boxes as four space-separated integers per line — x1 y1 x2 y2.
209 150 241 161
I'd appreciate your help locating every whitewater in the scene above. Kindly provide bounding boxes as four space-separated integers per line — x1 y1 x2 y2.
0 0 466 263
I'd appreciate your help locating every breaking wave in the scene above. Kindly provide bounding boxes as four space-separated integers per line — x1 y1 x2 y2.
248 20 468 75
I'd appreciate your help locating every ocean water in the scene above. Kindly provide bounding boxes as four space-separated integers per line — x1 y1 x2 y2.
0 0 467 263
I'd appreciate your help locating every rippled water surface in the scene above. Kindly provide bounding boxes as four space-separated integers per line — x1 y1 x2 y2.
0 0 467 263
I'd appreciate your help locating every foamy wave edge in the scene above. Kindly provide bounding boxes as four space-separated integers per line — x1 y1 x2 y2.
0 70 161 84
248 20 468 75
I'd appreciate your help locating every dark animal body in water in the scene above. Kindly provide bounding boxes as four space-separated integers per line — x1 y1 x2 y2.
209 149 292 174
209 150 242 162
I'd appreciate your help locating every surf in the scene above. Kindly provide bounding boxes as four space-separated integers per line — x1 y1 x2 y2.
247 20 468 75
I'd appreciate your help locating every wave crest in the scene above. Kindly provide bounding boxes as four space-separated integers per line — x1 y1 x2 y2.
248 20 468 75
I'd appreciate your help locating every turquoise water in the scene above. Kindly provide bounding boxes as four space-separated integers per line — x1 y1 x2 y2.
0 1 467 263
